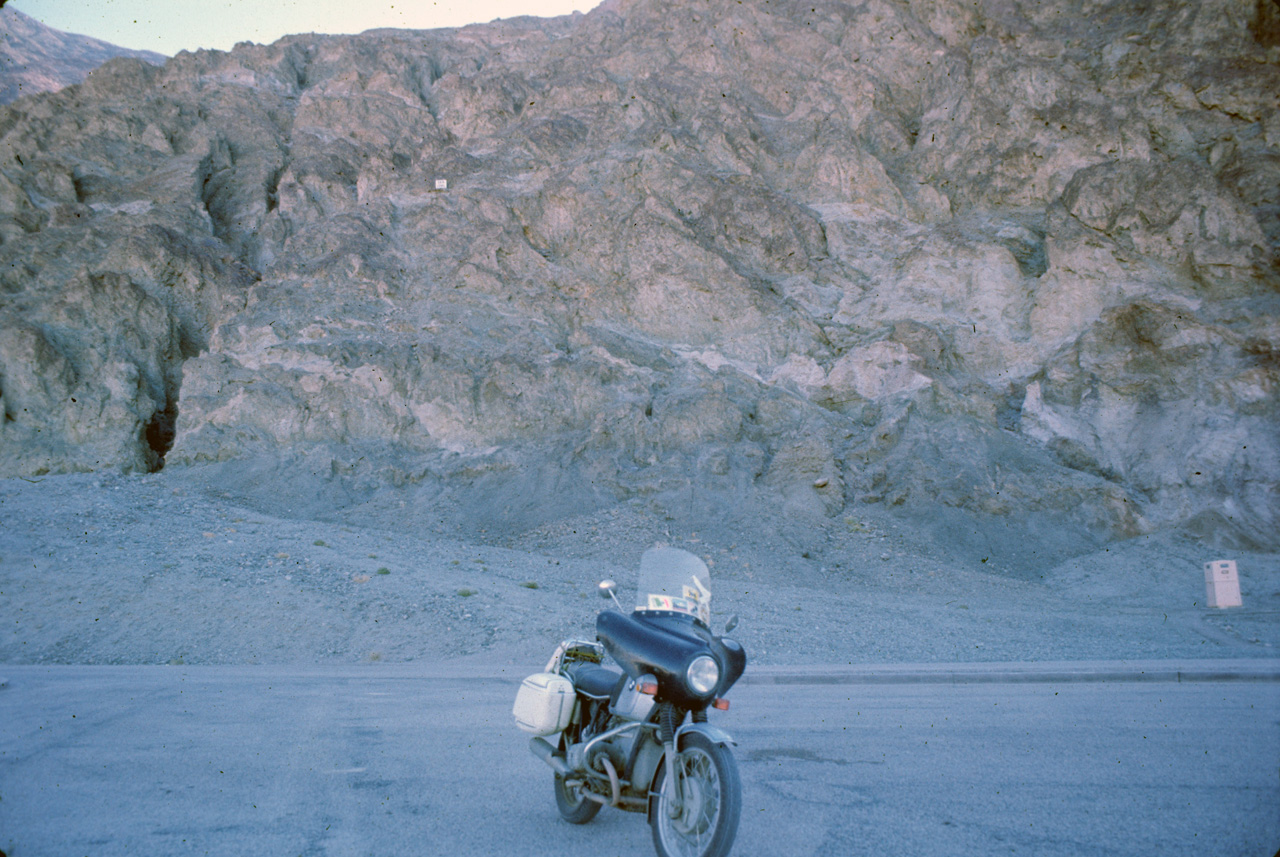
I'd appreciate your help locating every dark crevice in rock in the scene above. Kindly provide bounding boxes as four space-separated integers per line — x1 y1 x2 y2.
997 388 1023 432
287 42 316 92
197 143 236 244
144 396 179 471
265 163 285 213
1001 229 1048 278
1251 0 1280 46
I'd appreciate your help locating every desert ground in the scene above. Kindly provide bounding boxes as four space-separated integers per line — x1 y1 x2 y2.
3 463 1276 669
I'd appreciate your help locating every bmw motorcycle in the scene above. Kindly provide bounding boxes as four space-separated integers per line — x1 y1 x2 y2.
513 546 747 857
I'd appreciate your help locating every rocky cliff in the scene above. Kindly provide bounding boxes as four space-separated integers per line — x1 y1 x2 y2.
0 7 166 104
0 0 1276 553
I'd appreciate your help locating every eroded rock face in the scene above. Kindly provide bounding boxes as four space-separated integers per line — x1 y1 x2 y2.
0 0 1276 549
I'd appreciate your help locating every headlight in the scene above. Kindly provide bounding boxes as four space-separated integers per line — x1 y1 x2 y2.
686 655 720 695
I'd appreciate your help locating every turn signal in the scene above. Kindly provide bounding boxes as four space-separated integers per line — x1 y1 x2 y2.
712 698 730 711
638 681 658 695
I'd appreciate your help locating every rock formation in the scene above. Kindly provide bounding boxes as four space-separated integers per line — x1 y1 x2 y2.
0 7 166 104
0 0 1276 552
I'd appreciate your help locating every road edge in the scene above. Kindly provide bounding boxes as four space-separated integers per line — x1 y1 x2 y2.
739 659 1280 685
2 658 1278 686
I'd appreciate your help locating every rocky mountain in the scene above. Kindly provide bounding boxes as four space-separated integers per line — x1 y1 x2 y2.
0 6 166 104
0 0 1276 557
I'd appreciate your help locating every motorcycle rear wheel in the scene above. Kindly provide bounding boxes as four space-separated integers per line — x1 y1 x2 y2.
554 772 602 824
650 732 741 857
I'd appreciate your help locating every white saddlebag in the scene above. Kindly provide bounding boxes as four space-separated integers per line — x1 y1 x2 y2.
513 671 576 736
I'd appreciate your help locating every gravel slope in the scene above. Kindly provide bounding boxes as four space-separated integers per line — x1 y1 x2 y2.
2 467 1277 667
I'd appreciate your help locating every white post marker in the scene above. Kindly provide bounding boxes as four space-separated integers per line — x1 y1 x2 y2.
1203 559 1242 608
434 179 448 191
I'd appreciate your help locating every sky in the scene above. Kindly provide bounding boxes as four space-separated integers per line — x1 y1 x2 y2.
12 0 604 55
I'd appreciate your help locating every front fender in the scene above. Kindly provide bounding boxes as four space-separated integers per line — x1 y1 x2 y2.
676 721 735 748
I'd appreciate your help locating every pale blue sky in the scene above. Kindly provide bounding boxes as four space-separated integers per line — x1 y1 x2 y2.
14 0 603 55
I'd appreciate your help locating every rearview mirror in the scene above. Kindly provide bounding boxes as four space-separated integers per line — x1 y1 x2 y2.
598 579 624 612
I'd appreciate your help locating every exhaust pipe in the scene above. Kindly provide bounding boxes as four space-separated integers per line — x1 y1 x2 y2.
529 737 572 776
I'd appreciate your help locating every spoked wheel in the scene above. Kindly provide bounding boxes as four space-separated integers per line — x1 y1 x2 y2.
554 771 602 824
650 732 742 857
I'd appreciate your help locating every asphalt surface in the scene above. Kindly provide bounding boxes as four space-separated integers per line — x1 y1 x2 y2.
1 661 1277 857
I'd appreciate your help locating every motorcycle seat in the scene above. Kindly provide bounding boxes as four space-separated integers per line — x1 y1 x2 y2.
565 661 624 700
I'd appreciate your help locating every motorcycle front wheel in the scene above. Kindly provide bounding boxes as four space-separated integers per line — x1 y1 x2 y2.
650 732 742 857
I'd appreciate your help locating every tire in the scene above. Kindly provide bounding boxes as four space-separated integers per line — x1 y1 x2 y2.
649 732 742 857
554 772 602 824
553 707 602 824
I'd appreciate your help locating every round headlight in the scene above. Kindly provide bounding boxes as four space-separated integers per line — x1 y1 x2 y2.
686 655 720 696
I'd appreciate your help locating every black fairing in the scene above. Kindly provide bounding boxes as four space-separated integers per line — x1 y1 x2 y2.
596 610 747 709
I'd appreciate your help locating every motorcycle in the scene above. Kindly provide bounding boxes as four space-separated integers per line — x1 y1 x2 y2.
513 546 747 857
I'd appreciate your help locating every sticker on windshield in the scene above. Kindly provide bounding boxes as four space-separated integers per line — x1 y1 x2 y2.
647 594 694 613
686 577 712 624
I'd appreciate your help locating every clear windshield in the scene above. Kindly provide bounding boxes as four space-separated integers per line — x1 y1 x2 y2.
634 546 712 626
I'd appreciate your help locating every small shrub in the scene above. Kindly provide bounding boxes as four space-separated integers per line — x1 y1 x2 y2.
377 568 391 575
314 540 327 547
520 581 540 589
457 588 477 597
